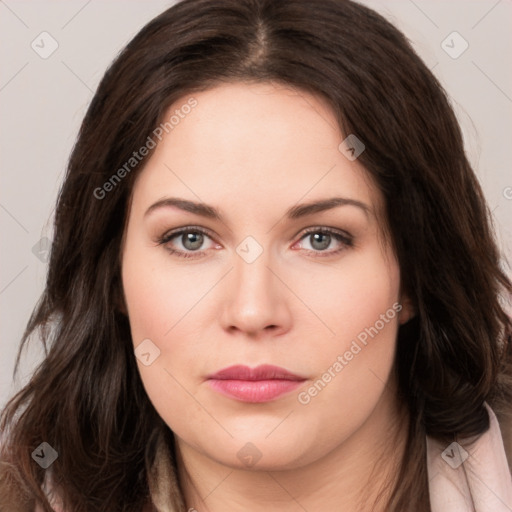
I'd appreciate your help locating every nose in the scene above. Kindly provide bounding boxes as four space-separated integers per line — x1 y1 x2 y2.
219 247 293 338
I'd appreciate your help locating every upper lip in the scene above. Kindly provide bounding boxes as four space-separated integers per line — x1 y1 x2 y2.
207 364 305 381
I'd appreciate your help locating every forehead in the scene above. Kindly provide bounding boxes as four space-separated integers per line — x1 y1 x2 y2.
129 82 382 223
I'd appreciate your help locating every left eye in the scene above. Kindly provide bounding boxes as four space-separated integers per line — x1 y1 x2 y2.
157 227 353 259
293 228 353 257
157 227 216 258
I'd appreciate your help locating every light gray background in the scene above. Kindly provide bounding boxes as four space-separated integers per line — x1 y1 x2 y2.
1 0 511 408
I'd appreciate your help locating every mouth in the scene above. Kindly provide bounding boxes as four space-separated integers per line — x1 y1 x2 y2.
206 364 306 403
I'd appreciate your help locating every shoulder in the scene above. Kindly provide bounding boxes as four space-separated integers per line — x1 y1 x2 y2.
426 403 512 512
494 402 512 472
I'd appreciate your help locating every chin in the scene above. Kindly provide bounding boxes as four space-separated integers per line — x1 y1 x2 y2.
201 433 318 471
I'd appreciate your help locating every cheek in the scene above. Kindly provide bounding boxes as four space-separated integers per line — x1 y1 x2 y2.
291 244 401 422
292 240 400 349
295 316 398 454
121 244 221 431
122 244 213 345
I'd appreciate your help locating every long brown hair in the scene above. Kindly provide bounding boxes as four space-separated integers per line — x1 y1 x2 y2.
1 0 511 510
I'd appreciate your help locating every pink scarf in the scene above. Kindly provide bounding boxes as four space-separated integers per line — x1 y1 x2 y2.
427 404 512 511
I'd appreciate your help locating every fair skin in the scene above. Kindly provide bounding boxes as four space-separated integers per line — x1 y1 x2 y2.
121 81 415 511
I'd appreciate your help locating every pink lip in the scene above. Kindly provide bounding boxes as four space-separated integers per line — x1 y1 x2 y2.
206 364 306 403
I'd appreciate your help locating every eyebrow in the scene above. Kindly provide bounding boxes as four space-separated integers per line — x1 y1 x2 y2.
144 196 371 221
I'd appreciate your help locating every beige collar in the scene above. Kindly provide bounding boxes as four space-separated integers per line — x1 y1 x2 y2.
427 403 512 511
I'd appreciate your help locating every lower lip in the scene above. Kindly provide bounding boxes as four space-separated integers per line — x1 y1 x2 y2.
207 379 304 403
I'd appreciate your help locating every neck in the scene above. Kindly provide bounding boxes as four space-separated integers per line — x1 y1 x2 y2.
175 386 408 512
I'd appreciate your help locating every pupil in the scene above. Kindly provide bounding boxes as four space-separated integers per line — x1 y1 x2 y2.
311 233 330 251
183 232 203 250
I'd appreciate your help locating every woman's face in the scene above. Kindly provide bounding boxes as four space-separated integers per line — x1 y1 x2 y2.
121 81 413 471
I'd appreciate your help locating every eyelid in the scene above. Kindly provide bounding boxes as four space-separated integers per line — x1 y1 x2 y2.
158 224 216 243
294 225 353 243
292 226 354 256
157 224 354 259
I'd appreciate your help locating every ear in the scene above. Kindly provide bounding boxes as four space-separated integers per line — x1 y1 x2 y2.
113 278 129 316
398 291 416 325
116 291 128 316
115 242 129 316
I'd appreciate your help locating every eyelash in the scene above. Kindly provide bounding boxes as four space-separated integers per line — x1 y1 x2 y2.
156 225 354 260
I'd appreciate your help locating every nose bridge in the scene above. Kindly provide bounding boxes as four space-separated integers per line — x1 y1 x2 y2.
233 238 277 307
220 234 291 334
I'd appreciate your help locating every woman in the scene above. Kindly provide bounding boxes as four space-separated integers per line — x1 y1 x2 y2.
1 0 511 510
